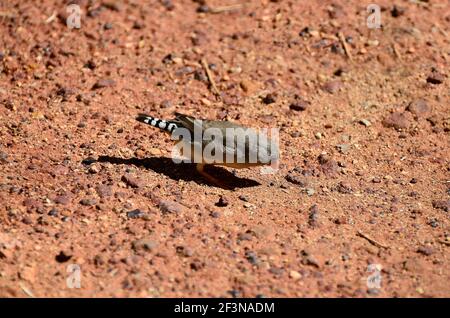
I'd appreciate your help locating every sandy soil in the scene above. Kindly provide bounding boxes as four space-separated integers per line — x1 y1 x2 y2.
0 0 449 297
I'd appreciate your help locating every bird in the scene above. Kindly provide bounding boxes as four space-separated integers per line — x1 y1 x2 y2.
136 112 279 188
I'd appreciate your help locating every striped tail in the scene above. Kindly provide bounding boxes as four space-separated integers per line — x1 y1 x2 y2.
136 114 178 133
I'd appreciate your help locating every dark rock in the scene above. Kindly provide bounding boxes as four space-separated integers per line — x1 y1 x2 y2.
127 209 146 219
81 157 97 165
215 195 229 207
426 70 444 84
262 93 276 105
289 96 309 111
55 251 72 263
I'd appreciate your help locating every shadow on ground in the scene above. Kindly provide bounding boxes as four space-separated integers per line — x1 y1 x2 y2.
96 156 260 190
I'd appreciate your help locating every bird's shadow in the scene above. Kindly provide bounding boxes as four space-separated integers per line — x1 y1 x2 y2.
97 156 260 190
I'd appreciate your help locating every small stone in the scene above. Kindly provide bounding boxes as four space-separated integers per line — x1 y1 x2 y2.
432 200 449 212
0 151 9 164
417 246 434 256
127 209 146 219
308 204 320 228
81 157 97 165
426 70 444 85
132 238 158 252
391 5 405 17
285 173 308 187
289 96 309 111
158 200 184 214
322 80 343 94
359 119 371 127
80 198 97 206
95 184 112 198
88 164 101 174
240 79 258 94
237 233 252 241
55 251 72 263
336 144 350 154
336 181 352 194
54 194 71 205
289 270 301 280
318 153 330 164
382 112 411 130
245 251 259 265
406 99 431 117
92 78 116 90
238 195 250 202
215 195 229 207
121 174 144 188
262 93 276 104
176 246 193 257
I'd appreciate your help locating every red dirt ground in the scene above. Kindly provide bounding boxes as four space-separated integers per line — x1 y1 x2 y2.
0 0 449 297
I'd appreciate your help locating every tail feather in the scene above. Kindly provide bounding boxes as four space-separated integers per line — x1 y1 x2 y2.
136 114 178 133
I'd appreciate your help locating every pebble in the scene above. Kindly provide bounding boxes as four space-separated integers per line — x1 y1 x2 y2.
417 246 434 256
95 184 112 198
245 251 260 265
289 96 309 111
308 204 320 228
80 198 97 206
121 174 144 188
432 200 449 212
176 246 193 257
406 99 430 117
0 151 8 164
92 78 116 90
285 173 308 187
322 80 343 94
262 93 277 104
158 200 184 214
240 79 258 94
382 112 411 130
81 157 97 165
127 209 146 219
426 70 444 84
55 250 72 263
132 238 158 252
359 119 371 127
215 195 229 207
336 144 350 154
54 194 71 205
289 270 302 280
238 195 250 202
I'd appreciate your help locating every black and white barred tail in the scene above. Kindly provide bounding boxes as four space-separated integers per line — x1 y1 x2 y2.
136 114 178 133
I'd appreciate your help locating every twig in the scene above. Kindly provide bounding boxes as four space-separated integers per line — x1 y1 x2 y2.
338 32 353 61
437 240 450 246
357 231 389 249
201 58 221 101
210 4 244 14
